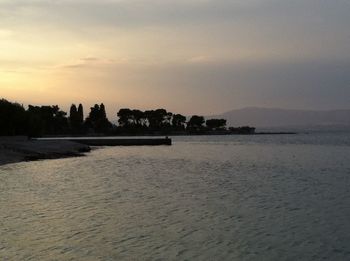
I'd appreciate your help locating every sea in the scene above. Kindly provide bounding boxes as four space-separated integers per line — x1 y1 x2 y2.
1 131 350 260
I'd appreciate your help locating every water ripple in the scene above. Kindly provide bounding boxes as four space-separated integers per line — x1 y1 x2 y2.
1 135 350 260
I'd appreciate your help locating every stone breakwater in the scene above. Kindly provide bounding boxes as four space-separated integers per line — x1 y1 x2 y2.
62 137 172 146
0 136 91 166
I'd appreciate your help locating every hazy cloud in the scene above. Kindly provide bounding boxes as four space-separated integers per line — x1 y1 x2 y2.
1 0 350 113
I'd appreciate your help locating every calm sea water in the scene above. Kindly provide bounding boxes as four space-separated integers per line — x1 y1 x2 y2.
1 132 350 260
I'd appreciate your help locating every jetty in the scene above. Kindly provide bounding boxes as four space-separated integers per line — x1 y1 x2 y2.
0 136 171 166
38 137 172 146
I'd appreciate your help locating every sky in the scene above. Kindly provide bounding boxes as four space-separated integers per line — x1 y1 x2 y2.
1 0 350 116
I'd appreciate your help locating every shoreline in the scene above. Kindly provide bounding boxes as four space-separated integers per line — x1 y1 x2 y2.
0 136 171 166
0 137 91 166
0 132 295 166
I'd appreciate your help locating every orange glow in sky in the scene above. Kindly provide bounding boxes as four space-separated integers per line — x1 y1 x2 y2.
1 0 350 114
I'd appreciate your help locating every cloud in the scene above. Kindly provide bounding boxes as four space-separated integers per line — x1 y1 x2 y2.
80 57 100 62
187 56 214 64
0 0 271 29
1 0 350 113
1 0 349 62
65 57 102 68
55 57 118 70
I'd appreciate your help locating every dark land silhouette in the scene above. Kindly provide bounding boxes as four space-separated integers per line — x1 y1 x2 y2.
0 98 255 137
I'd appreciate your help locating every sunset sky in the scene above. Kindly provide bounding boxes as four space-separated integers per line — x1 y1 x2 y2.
1 0 350 116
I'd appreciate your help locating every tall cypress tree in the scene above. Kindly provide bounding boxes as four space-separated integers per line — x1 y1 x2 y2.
77 104 84 125
100 103 107 119
69 104 79 133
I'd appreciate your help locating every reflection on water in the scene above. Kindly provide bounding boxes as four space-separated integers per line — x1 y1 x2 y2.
1 134 350 260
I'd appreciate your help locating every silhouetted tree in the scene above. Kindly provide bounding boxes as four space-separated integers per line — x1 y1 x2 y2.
163 112 173 127
0 99 27 136
77 104 84 125
206 119 227 130
145 109 170 130
27 105 68 136
133 109 147 127
69 104 80 133
51 105 69 134
187 115 205 131
70 104 78 117
118 108 175 133
117 108 134 127
1 98 241 137
229 126 256 134
172 114 187 130
100 103 107 119
85 103 112 133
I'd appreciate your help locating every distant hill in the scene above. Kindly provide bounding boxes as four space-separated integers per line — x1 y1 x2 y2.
211 107 350 128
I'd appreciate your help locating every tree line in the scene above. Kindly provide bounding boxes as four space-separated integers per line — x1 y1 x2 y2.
116 108 228 133
0 98 254 136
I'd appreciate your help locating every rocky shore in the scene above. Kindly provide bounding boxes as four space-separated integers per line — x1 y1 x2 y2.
0 136 91 166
